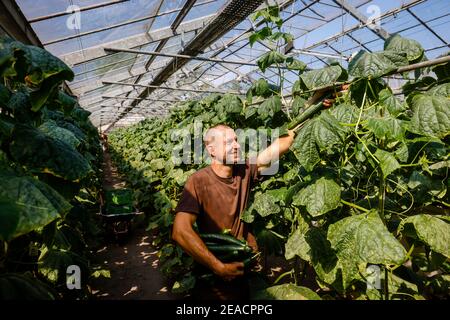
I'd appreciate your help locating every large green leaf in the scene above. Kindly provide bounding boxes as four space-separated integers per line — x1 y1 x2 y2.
254 283 321 300
378 88 406 116
56 91 77 114
0 83 11 107
0 196 21 241
42 110 87 142
257 50 286 73
375 149 401 178
431 54 449 81
348 50 408 79
291 111 346 169
38 246 88 284
428 83 450 97
249 26 272 47
71 105 91 123
313 111 346 150
6 90 40 123
286 58 307 71
330 102 359 130
384 34 424 62
291 121 320 172
4 40 74 111
39 120 81 149
300 65 346 90
9 125 92 181
292 177 341 217
285 226 339 285
215 93 242 114
246 78 279 99
0 114 14 141
366 116 405 141
0 273 55 300
150 158 166 171
407 170 446 202
401 214 450 258
253 192 280 217
0 171 70 239
0 38 16 78
258 95 281 120
409 93 450 138
328 210 407 288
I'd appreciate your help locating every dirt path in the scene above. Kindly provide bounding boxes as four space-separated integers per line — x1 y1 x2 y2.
102 149 126 190
90 148 179 300
89 228 179 300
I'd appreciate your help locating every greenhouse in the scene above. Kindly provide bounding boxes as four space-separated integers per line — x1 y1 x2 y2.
0 0 449 303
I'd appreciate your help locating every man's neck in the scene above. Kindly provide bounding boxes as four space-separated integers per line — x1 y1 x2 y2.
210 161 234 178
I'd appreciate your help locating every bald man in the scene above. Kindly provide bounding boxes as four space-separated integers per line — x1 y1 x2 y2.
172 90 339 299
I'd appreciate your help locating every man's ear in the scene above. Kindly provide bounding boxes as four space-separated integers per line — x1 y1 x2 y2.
206 144 215 158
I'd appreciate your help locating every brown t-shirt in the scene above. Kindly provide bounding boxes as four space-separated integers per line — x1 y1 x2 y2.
175 160 258 247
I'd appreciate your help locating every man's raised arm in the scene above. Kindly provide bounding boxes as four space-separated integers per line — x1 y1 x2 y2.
256 89 335 173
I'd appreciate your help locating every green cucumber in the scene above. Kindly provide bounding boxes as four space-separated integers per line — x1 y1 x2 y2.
243 252 262 267
207 244 252 253
200 233 247 246
217 250 241 262
288 101 324 131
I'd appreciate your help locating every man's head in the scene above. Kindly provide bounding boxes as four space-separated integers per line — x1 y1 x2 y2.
204 124 241 164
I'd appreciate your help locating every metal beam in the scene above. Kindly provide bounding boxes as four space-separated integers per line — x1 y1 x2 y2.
119 0 266 117
124 0 198 113
0 0 42 46
304 0 424 51
71 60 168 95
125 0 165 75
29 0 130 23
172 0 197 31
190 0 302 74
60 14 215 66
209 0 359 75
303 11 449 68
73 1 290 101
102 95 181 103
291 49 349 60
106 0 270 129
42 0 215 46
72 38 253 95
102 80 245 94
333 0 390 40
104 47 286 67
406 8 449 48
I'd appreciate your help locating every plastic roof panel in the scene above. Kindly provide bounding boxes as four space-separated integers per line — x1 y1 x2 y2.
181 0 227 23
18 0 76 20
29 1 158 43
11 0 450 129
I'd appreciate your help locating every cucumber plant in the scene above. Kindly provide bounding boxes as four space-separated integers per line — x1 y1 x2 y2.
0 37 103 299
108 7 449 299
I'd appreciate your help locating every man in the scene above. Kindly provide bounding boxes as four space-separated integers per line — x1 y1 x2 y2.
172 89 340 299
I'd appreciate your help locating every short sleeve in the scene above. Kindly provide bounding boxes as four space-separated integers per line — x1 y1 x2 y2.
174 176 201 215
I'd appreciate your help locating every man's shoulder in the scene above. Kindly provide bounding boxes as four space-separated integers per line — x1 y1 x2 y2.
186 166 211 183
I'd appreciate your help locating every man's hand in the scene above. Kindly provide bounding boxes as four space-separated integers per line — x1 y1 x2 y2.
322 83 350 108
213 261 245 281
256 84 350 173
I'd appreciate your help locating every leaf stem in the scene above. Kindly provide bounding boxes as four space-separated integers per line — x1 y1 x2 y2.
354 82 379 164
384 266 389 300
340 199 370 213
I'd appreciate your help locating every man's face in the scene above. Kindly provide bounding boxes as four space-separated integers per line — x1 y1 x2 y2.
208 128 241 164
